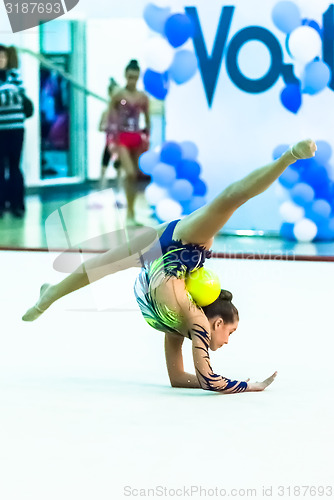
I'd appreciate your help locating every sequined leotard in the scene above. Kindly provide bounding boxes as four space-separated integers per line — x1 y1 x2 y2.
134 219 212 334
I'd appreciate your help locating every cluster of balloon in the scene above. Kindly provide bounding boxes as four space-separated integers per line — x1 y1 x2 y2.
139 140 208 222
272 0 332 113
275 141 334 242
143 2 198 99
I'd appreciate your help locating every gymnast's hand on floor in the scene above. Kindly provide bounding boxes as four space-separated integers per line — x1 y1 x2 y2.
291 139 317 160
245 371 278 392
22 283 53 322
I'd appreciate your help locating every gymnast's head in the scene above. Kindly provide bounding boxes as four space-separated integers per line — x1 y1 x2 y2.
202 290 239 351
125 59 140 91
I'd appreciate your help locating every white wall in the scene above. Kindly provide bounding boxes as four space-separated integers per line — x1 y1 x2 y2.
86 18 150 180
165 0 334 230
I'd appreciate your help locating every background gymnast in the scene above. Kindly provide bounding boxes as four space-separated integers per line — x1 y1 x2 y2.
22 139 317 394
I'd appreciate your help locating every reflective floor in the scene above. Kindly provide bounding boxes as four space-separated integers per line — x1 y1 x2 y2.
1 184 334 258
1 252 333 499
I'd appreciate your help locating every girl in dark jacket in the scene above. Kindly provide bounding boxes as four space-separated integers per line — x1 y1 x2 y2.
0 45 30 218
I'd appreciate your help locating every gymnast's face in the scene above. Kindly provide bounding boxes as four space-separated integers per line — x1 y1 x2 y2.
126 69 140 91
209 317 238 351
0 51 8 70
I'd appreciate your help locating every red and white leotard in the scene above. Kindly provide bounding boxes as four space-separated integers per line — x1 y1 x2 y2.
107 90 149 152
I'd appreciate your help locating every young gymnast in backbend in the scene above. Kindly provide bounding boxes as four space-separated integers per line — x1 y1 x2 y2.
22 139 317 394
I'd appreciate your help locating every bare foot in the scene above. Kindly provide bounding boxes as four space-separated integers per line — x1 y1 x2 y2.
126 217 143 227
291 139 317 160
22 283 53 322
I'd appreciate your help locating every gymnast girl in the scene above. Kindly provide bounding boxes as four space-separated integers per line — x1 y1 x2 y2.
22 139 317 394
109 59 151 226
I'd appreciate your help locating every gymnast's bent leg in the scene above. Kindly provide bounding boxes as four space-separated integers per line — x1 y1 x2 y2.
173 140 316 247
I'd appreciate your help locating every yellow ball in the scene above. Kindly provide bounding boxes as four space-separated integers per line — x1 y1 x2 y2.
185 267 221 307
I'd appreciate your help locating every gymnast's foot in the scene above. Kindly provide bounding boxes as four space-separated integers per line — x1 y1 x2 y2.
290 139 317 160
126 212 143 227
126 218 143 227
22 283 53 322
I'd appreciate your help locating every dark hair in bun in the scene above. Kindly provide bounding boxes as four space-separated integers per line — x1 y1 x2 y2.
219 289 233 301
202 289 238 324
126 59 140 72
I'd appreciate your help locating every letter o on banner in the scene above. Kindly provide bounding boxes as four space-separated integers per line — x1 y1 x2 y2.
226 27 283 93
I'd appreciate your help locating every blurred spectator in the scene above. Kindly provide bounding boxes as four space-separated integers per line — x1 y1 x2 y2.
0 45 33 218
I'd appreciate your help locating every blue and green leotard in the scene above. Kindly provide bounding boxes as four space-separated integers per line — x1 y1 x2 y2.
134 219 212 334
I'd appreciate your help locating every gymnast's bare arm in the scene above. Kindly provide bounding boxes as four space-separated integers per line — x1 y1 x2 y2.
189 317 277 393
171 286 276 393
164 332 201 388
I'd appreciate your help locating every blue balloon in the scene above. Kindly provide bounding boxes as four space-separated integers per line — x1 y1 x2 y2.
143 70 169 100
169 50 198 84
315 140 332 163
143 3 171 34
152 162 176 187
280 84 302 114
183 196 207 215
292 157 317 176
291 182 315 206
139 150 160 175
302 19 323 36
169 179 194 202
301 164 329 189
164 13 194 48
305 199 332 225
193 179 207 196
176 159 201 182
181 141 199 160
302 60 331 95
273 144 289 160
272 1 301 34
315 218 334 241
278 166 300 188
189 196 206 212
313 181 333 201
280 222 296 240
160 141 183 166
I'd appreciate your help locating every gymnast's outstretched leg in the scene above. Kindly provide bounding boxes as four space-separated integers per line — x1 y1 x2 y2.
173 140 317 247
22 228 159 321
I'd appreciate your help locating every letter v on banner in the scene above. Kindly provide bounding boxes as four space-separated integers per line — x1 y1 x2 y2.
185 6 235 108
323 5 334 90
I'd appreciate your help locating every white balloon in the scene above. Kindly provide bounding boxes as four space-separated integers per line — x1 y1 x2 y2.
156 198 183 222
152 0 171 7
145 183 168 206
143 37 174 73
293 61 306 80
279 201 305 223
275 182 290 201
293 218 318 242
288 26 322 63
296 0 330 21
